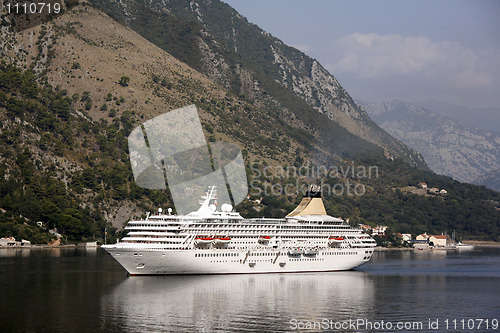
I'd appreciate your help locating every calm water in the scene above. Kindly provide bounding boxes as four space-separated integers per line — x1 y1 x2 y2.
1 247 499 332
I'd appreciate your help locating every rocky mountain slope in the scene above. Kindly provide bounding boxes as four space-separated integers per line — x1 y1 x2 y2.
89 0 427 168
361 100 500 191
0 4 320 233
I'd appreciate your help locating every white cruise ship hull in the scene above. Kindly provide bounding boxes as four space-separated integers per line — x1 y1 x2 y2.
103 246 372 275
104 186 376 275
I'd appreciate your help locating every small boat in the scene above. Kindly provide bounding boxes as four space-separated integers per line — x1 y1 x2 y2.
303 248 318 255
454 242 474 251
258 236 271 243
328 236 344 242
213 237 231 244
288 248 303 255
195 237 214 244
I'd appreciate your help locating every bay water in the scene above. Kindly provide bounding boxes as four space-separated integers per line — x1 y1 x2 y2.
1 247 499 332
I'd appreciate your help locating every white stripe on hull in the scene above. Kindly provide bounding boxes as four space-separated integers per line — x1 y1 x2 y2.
104 247 372 275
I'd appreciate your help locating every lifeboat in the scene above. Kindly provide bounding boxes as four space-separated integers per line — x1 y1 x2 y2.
258 236 271 243
213 237 231 244
328 236 344 248
303 248 318 255
288 247 303 255
195 237 214 244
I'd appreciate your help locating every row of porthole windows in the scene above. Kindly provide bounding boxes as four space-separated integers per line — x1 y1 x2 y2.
194 251 360 258
127 241 180 244
250 252 279 256
321 252 357 255
128 232 359 240
189 226 351 231
187 225 350 230
191 234 335 239
195 252 287 257
189 231 350 236
129 230 354 235
195 253 239 257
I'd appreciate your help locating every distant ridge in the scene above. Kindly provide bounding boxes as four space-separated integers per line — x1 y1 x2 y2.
417 100 500 134
361 100 500 191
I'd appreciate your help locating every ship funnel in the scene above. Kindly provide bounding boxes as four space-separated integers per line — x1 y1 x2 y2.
286 185 326 217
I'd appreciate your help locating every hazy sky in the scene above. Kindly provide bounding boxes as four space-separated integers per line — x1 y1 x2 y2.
223 0 500 109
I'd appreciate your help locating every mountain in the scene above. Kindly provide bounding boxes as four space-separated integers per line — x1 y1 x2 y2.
417 100 500 134
360 100 500 191
0 3 499 243
1 3 328 232
88 0 427 168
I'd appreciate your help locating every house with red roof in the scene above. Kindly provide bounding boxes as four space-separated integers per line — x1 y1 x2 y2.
429 235 449 247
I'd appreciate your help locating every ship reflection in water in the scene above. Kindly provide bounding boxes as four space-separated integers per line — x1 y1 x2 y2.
101 272 374 332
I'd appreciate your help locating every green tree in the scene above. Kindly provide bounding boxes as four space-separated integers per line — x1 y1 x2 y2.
59 208 84 238
41 201 62 229
119 76 130 87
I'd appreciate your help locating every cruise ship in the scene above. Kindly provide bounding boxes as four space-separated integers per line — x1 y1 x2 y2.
102 186 376 275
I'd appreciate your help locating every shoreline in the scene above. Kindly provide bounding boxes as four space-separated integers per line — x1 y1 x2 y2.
375 241 500 251
374 247 413 251
462 240 500 247
0 244 99 249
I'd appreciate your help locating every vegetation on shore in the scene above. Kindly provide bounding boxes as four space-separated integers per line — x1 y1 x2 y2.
0 62 171 243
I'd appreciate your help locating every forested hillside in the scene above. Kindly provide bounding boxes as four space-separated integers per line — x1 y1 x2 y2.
0 62 154 242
